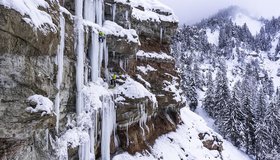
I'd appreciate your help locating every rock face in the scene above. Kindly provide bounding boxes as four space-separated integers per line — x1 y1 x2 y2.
0 0 184 159
105 0 184 154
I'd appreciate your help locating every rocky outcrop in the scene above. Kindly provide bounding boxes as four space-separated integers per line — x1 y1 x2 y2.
199 132 223 152
0 0 184 159
0 1 76 159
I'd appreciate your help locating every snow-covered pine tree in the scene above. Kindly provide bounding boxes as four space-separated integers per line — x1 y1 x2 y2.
222 81 245 147
203 70 215 117
213 60 231 124
241 75 256 155
264 90 280 155
193 63 204 90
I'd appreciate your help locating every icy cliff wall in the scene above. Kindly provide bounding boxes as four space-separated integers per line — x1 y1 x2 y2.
0 0 183 159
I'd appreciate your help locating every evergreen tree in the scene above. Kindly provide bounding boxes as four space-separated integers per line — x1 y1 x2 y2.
264 92 280 154
213 61 231 123
193 63 204 90
222 81 244 147
203 70 215 117
241 75 256 155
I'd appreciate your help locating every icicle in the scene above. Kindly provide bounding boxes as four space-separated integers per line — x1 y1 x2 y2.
119 59 124 72
112 51 116 59
101 95 116 160
125 10 128 21
98 41 104 77
90 32 100 82
55 12 65 133
138 103 148 137
160 27 163 44
96 0 103 25
126 121 129 147
75 0 85 115
112 3 116 22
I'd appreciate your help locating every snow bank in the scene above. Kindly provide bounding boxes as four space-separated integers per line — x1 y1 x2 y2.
132 7 178 23
115 0 178 23
26 94 53 116
137 65 157 75
113 107 252 160
136 50 174 60
114 76 157 104
115 0 173 14
103 20 139 43
232 13 263 36
0 0 57 34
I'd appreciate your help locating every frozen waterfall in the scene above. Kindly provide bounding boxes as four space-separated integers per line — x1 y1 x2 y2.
55 11 65 133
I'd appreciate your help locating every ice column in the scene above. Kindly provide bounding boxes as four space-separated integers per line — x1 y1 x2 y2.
75 0 85 115
104 38 109 82
96 0 104 25
84 0 96 22
112 3 116 22
91 32 100 82
101 95 116 160
55 12 65 133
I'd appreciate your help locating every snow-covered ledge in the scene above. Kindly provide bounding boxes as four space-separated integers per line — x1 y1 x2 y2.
25 94 53 116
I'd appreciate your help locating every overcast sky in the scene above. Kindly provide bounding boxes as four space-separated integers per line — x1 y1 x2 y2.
160 0 280 25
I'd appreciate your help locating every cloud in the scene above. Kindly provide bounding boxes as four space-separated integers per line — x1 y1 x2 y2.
160 0 280 25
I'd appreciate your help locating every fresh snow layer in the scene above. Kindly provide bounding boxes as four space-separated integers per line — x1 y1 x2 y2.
113 107 252 160
137 65 157 75
206 29 219 46
115 0 178 23
26 94 53 116
136 50 174 60
132 7 178 23
0 0 57 34
114 0 173 14
114 76 157 104
103 20 139 43
232 13 263 36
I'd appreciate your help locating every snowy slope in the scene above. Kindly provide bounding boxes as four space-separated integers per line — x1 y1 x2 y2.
113 107 252 160
232 13 263 36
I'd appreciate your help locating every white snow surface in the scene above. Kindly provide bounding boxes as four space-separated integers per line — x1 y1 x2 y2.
206 29 219 46
26 94 53 116
103 20 139 43
132 7 177 23
113 107 252 160
232 13 263 36
163 73 184 102
137 65 157 75
114 0 172 14
136 50 174 60
0 0 57 34
114 0 178 22
114 76 157 104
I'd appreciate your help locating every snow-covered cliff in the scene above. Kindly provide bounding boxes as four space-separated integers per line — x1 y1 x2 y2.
0 0 183 159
